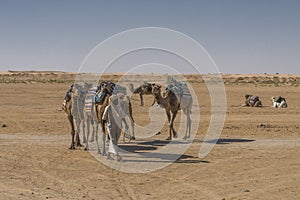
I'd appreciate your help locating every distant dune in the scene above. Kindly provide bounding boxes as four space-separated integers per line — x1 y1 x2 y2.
0 71 299 86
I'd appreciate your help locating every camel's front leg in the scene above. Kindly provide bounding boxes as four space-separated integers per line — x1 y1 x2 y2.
101 121 107 156
68 115 76 149
92 121 101 154
150 97 156 106
130 118 135 140
165 110 172 140
85 116 90 151
75 120 82 147
184 112 191 139
82 118 87 143
90 118 96 142
170 111 178 139
139 93 144 106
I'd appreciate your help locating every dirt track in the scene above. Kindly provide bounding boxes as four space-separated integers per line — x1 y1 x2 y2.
0 73 299 199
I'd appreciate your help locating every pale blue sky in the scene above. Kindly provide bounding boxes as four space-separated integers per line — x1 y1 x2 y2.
0 0 299 73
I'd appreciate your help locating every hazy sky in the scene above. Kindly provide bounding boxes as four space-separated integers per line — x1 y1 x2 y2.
0 0 299 74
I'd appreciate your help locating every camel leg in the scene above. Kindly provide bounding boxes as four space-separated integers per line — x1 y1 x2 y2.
85 117 90 151
90 118 95 142
140 94 144 106
254 101 262 107
184 111 191 139
75 120 82 147
150 97 156 106
121 118 128 143
101 131 106 156
130 118 135 140
165 110 172 140
170 111 178 139
82 119 86 143
128 100 135 140
101 123 107 156
86 116 91 142
82 116 90 143
68 115 76 150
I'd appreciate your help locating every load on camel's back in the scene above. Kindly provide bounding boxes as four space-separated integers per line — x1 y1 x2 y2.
242 94 262 107
165 79 192 109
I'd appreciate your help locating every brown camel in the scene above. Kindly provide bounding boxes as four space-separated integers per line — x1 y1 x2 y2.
242 94 262 107
152 84 193 140
94 82 111 155
129 82 156 106
94 81 135 155
62 84 84 149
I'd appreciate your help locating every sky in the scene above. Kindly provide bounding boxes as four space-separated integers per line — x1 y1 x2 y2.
0 0 299 74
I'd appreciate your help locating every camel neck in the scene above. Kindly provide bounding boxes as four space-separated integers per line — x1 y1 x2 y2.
154 92 167 107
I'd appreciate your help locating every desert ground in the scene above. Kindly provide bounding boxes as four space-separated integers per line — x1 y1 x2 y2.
0 72 299 200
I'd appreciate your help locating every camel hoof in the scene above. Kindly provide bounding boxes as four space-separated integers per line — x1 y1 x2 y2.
117 156 123 162
183 136 188 140
174 134 178 138
69 146 75 150
107 154 113 160
166 137 171 140
76 143 83 147
131 136 136 140
84 147 88 151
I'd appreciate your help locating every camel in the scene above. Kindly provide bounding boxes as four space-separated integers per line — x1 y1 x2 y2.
74 84 90 143
152 84 193 140
271 96 288 108
83 85 99 151
116 93 135 142
94 82 111 155
62 84 86 149
129 82 156 106
242 94 262 107
94 81 135 155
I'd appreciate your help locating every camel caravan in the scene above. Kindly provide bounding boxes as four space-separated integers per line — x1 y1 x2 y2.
62 77 288 161
62 77 194 160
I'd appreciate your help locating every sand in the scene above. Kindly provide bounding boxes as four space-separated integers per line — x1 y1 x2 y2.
0 72 299 199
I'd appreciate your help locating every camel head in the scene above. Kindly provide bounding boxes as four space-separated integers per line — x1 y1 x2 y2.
97 81 115 95
73 84 84 96
245 94 251 99
152 84 162 96
271 96 276 102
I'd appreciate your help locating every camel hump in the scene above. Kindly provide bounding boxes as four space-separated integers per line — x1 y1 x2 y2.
166 80 191 97
113 84 127 95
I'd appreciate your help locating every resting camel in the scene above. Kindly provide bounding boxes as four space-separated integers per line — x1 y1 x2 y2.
152 84 193 140
62 84 85 149
94 81 135 155
271 96 288 108
129 83 156 106
242 94 262 107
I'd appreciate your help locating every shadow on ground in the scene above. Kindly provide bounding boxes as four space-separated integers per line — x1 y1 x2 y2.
206 138 255 144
